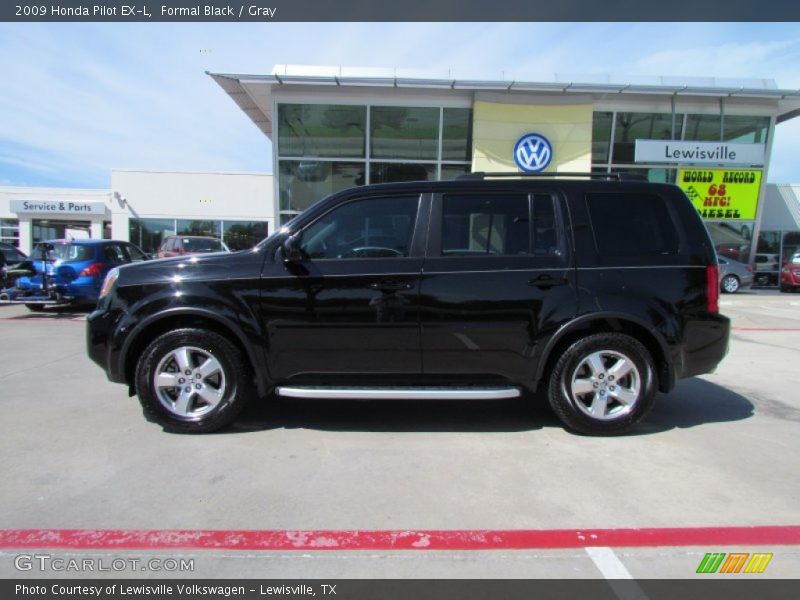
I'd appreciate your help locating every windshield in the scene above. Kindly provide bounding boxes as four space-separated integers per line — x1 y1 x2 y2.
32 243 94 262
182 238 225 253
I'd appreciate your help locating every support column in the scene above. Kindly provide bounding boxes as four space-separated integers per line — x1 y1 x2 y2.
17 216 32 254
90 218 103 240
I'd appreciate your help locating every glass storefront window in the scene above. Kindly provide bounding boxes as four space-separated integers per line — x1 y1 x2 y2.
277 103 472 221
1 218 19 245
754 230 781 286
32 219 90 243
723 115 770 144
613 112 683 163
369 162 437 184
608 167 676 183
279 160 366 212
440 164 471 180
371 106 439 160
129 218 175 255
592 111 613 164
442 108 473 162
222 220 269 251
684 114 722 142
705 221 754 263
278 104 366 158
176 220 221 238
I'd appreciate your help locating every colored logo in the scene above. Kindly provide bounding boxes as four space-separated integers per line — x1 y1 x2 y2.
514 133 553 173
696 552 773 574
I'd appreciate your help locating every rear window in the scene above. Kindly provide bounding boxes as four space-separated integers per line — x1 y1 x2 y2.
33 243 94 262
586 193 680 257
182 238 224 253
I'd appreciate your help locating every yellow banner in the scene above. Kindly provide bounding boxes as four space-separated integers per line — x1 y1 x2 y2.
677 168 761 220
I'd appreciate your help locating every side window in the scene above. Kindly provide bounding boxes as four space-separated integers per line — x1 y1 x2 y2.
300 195 419 259
586 193 680 257
531 194 560 256
124 244 148 262
441 194 530 256
103 245 126 263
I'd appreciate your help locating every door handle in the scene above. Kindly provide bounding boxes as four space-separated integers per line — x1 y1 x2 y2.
528 274 569 289
368 280 414 292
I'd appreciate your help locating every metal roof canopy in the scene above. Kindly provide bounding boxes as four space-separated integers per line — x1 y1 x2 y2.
208 65 800 139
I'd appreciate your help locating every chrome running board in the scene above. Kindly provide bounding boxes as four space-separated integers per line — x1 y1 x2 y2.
275 386 521 400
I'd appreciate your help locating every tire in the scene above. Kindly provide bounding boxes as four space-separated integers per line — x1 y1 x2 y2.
547 333 657 435
135 328 250 433
25 303 47 312
780 284 789 293
720 275 740 294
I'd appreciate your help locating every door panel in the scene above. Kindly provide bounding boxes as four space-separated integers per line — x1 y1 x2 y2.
259 194 426 382
420 192 578 387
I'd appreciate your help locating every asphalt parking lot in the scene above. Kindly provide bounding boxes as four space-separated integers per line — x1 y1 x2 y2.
0 290 799 579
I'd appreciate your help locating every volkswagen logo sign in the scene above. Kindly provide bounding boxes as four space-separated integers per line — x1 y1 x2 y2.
514 133 553 173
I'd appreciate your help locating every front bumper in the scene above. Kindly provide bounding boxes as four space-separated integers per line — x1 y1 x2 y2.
86 306 128 384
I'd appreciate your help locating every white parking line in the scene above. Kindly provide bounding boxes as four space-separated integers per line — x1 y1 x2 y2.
585 546 634 578
585 547 648 600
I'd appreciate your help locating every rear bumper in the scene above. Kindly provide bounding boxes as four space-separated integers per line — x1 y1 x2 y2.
678 313 731 379
15 278 99 303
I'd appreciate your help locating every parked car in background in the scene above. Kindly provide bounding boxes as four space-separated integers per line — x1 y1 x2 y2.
754 253 781 286
12 239 149 310
0 242 27 288
718 256 754 293
156 236 229 259
780 252 800 293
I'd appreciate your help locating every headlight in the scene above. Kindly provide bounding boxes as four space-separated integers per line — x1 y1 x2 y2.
99 267 120 299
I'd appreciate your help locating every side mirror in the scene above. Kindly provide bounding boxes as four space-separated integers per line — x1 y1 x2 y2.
281 234 306 263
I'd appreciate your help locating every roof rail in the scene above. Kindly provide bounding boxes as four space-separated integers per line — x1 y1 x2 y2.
457 171 648 182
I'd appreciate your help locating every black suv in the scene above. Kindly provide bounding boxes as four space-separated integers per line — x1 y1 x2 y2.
87 174 730 435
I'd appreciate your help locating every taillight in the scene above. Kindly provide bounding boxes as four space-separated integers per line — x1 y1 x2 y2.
706 264 719 313
746 264 754 273
79 262 105 277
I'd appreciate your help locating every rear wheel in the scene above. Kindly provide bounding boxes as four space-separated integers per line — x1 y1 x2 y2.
547 333 656 435
135 328 250 433
720 275 740 294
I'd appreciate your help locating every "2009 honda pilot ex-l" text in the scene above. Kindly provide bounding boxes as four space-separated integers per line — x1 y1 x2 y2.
87 173 730 435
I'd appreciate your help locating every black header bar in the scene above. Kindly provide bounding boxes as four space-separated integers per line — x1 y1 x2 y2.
3 0 800 22
4 579 800 600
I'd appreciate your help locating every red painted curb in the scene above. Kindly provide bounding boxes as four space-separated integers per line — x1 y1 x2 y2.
1 527 798 551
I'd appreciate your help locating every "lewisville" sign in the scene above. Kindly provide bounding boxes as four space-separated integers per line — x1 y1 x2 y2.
634 140 765 166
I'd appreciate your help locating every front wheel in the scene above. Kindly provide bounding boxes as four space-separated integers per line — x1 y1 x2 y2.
547 333 656 435
135 328 250 433
720 275 740 294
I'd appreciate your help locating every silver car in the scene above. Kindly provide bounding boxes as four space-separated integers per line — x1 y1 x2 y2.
718 256 754 293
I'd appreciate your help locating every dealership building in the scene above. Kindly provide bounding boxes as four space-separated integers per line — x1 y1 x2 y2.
3 65 800 285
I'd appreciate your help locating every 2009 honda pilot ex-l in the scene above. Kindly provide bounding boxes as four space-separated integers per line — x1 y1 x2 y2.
86 173 730 435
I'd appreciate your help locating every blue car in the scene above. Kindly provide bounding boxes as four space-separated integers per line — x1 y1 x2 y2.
13 239 149 309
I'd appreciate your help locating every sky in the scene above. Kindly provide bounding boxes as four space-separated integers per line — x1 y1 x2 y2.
1 22 799 189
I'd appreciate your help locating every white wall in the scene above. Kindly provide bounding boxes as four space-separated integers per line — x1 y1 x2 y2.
110 169 275 243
